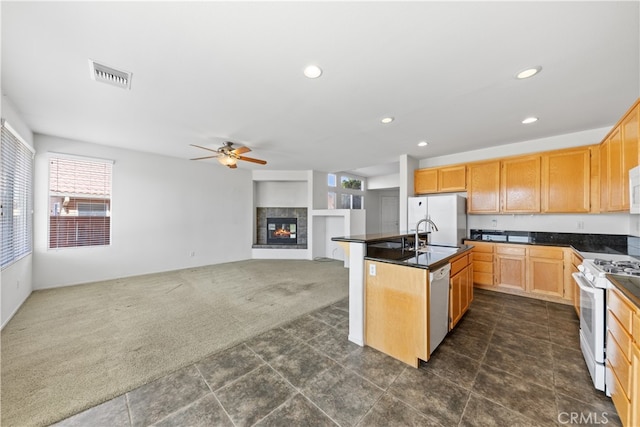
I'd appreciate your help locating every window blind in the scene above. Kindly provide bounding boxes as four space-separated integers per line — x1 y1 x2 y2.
1 121 34 269
48 155 112 248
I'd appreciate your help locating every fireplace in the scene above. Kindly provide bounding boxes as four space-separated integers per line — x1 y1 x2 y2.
267 217 298 245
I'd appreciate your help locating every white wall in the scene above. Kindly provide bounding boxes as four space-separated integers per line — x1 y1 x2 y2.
366 189 400 234
33 135 254 289
1 97 35 327
255 181 307 207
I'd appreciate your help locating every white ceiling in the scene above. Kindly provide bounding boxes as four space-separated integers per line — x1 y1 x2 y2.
2 1 639 176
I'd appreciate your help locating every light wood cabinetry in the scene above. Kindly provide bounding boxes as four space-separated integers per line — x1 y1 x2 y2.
415 164 466 194
568 251 583 317
495 244 526 291
501 155 541 212
467 161 500 213
631 312 640 427
449 252 472 329
527 246 564 299
541 146 591 213
464 240 494 287
465 241 579 305
415 168 438 194
601 100 640 212
365 260 428 367
606 286 638 427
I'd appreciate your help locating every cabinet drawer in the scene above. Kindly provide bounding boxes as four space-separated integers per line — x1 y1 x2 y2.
473 253 493 262
496 245 526 256
608 311 633 361
634 312 640 342
473 272 493 286
608 287 634 332
607 331 632 397
607 360 631 427
473 260 493 273
467 241 494 253
571 251 583 267
450 254 469 276
528 246 563 260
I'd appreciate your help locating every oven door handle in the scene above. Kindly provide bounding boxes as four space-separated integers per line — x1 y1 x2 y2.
572 272 597 294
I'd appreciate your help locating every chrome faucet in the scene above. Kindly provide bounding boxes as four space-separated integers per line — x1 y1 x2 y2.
414 218 439 249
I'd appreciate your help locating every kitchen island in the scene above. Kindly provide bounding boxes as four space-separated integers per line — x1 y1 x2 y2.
332 232 473 366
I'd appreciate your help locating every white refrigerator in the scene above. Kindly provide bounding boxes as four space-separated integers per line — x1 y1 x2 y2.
407 194 467 246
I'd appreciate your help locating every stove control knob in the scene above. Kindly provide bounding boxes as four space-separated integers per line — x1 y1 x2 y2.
578 265 585 273
585 272 595 282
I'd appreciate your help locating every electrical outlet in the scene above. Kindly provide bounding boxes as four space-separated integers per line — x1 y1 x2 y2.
189 251 195 257
491 219 497 228
369 263 376 276
577 221 584 230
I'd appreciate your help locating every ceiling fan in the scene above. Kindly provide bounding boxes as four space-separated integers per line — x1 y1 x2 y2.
189 142 267 169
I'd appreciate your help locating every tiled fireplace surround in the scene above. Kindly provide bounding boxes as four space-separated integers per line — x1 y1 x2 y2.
254 207 308 249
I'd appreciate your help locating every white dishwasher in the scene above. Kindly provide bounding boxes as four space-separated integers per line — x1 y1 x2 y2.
429 263 451 355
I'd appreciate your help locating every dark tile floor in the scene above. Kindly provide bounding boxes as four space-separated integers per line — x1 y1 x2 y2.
54 290 621 427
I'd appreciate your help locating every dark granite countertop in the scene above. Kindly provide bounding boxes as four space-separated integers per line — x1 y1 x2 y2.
365 244 474 271
467 230 638 257
607 274 640 309
331 231 429 244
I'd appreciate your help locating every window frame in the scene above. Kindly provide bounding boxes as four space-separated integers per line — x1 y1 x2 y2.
1 120 35 270
47 153 114 250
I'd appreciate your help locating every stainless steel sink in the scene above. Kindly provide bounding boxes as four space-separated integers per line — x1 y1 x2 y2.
417 245 459 256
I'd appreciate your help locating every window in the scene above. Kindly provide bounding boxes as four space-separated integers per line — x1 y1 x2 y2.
1 121 34 269
48 155 113 248
327 172 365 210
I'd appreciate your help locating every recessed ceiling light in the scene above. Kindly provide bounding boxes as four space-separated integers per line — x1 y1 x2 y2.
381 117 394 124
303 64 322 79
418 141 428 147
522 117 539 124
516 66 542 79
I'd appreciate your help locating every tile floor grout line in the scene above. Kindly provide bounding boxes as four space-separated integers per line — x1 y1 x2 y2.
124 392 134 427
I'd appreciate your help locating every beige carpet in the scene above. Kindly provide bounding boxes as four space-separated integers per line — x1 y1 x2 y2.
1 259 349 427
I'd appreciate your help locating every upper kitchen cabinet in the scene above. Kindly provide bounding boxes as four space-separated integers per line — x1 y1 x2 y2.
541 146 591 213
467 155 540 214
467 160 500 213
415 164 466 195
601 100 640 212
501 155 541 213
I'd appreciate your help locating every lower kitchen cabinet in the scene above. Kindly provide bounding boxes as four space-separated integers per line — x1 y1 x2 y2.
495 244 526 291
606 286 638 427
527 246 564 298
465 240 576 305
465 240 494 286
364 260 428 368
449 252 472 329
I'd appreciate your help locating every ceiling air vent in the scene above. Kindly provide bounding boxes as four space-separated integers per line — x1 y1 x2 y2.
88 59 132 90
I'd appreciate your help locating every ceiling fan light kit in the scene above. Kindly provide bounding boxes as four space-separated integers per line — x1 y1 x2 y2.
190 142 266 169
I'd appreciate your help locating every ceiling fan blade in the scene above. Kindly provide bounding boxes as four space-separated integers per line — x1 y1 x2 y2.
190 144 220 154
190 155 220 161
238 155 267 165
232 146 251 155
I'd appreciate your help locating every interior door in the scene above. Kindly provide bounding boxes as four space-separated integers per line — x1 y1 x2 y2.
380 195 399 233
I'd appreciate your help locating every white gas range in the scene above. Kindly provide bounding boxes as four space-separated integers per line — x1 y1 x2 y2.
573 253 640 393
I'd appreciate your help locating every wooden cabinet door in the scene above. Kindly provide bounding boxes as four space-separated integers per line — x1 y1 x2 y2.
438 165 466 192
495 245 526 291
467 161 500 213
622 105 639 209
501 155 541 213
541 147 590 213
415 169 438 194
365 260 428 367
607 127 624 211
449 269 463 329
527 246 564 298
600 140 610 211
